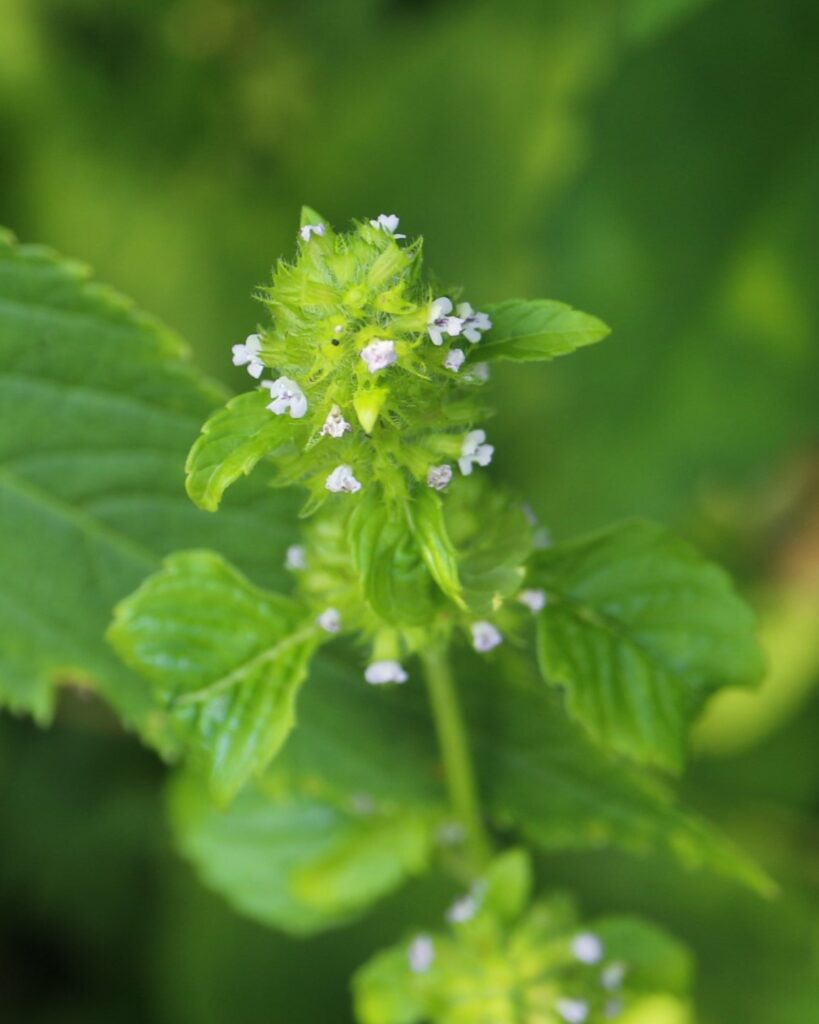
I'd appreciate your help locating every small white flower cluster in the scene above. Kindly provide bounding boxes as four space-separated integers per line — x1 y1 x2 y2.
471 620 503 653
326 464 361 493
232 334 265 379
553 933 628 1023
360 338 397 373
316 607 341 634
518 588 547 614
427 298 492 349
445 880 486 925
262 377 307 418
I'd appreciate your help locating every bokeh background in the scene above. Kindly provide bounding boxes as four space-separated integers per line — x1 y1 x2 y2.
1 0 818 1021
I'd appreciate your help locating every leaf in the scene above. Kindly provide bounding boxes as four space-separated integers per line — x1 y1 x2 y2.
406 489 465 609
108 550 319 803
169 769 432 936
279 651 774 897
349 492 436 626
592 916 693 995
479 298 610 363
0 230 299 726
444 477 533 615
531 520 764 772
185 390 297 512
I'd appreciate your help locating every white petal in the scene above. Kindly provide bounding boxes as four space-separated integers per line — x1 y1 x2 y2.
462 325 482 343
284 545 307 571
446 893 479 924
556 999 589 1024
444 348 465 372
428 325 444 346
289 392 308 418
572 932 604 965
471 621 502 652
247 358 265 379
430 297 453 319
456 302 474 319
444 316 464 337
360 339 397 373
364 660 408 684
407 935 435 974
518 588 547 614
317 608 341 633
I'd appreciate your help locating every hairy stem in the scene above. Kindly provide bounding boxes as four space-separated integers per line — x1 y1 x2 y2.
421 645 492 873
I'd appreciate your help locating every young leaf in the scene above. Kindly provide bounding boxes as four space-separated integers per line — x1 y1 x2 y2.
0 230 299 727
530 520 764 773
349 493 436 626
479 298 610 363
185 390 297 512
406 490 465 609
169 770 432 936
108 550 320 803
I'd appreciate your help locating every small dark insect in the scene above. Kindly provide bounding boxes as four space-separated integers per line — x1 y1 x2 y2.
331 338 340 346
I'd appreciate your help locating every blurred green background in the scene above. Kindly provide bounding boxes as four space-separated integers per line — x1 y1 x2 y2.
1 0 818 1020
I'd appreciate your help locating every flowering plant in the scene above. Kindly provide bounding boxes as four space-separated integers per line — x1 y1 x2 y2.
0 214 769 1023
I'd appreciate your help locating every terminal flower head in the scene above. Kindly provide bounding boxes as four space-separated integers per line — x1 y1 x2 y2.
369 213 406 238
262 376 307 418
459 429 494 475
299 223 325 242
231 333 265 379
457 302 493 343
428 297 464 346
364 660 408 685
325 464 362 493
360 339 397 373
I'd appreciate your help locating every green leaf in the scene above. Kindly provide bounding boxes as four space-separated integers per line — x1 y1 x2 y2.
300 205 330 229
444 477 533 614
185 390 297 512
349 493 436 626
407 489 465 609
0 230 299 726
479 298 610 363
108 550 319 803
480 847 533 923
280 651 774 897
531 520 764 772
592 916 693 996
169 769 432 936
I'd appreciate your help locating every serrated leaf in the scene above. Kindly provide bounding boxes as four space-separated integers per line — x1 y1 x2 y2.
279 651 774 898
169 770 432 936
108 550 320 802
407 489 465 609
479 298 610 363
349 493 436 626
185 390 297 512
531 520 764 772
0 230 299 727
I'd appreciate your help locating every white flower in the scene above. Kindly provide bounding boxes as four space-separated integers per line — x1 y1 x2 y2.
427 464 453 491
321 404 352 438
317 608 341 633
369 213 406 238
471 620 503 653
436 820 466 846
444 348 465 372
518 588 547 614
360 339 397 373
458 429 494 475
284 544 307 572
427 297 464 346
457 302 493 343
262 376 307 418
364 660 408 685
407 935 435 975
572 932 604 965
325 465 362 494
300 223 325 242
231 334 265 379
556 999 589 1024
446 892 479 925
464 361 490 384
602 963 626 990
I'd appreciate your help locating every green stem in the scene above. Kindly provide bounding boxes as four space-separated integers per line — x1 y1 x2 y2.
421 645 492 873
